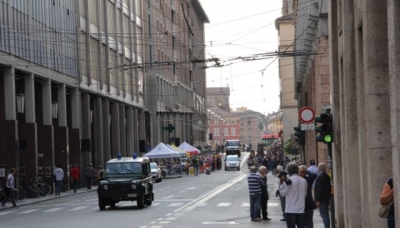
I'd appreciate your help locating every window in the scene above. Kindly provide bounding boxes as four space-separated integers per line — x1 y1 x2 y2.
214 128 220 136
224 128 228 136
231 128 236 136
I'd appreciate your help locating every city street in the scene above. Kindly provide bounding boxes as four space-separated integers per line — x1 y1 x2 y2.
0 153 324 228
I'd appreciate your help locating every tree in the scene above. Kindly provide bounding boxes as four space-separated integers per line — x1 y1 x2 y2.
283 140 299 155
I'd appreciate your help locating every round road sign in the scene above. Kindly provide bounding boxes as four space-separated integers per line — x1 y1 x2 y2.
299 107 315 123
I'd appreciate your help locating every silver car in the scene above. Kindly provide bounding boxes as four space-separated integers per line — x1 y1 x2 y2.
225 155 241 171
150 162 162 182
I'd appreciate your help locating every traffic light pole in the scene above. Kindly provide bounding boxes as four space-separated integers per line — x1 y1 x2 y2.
328 142 335 228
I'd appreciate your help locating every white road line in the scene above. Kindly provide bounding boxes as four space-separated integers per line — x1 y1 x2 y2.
202 222 238 225
167 203 183 207
217 203 231 207
162 195 174 199
69 206 88 211
43 208 63 212
159 221 170 224
0 211 15 216
165 217 177 221
18 209 39 214
242 203 250 207
194 203 207 207
151 203 160 207
268 202 280 206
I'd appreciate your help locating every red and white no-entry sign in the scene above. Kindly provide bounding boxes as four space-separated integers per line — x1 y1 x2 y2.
299 107 315 123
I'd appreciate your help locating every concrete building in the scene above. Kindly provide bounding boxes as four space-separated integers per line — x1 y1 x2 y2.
328 0 400 226
265 111 283 134
238 109 265 148
293 0 330 166
0 0 80 189
206 87 230 112
144 0 209 148
207 109 239 147
275 1 298 148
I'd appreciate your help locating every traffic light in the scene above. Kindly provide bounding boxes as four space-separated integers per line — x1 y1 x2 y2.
294 125 305 145
315 111 333 143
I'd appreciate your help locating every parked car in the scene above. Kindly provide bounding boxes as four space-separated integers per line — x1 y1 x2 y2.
225 155 241 171
150 162 162 183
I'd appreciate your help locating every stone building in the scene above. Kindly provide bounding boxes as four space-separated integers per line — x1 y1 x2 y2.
265 111 283 134
206 87 230 112
328 0 400 226
144 0 209 148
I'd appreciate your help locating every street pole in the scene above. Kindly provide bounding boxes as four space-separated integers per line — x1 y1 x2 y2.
327 142 335 228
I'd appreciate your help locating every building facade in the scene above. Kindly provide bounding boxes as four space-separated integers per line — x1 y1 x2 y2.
238 110 265 148
265 111 283 134
206 87 230 112
144 0 209 148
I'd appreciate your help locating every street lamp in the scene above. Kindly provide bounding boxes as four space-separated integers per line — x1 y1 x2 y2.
52 102 58 119
16 94 25 114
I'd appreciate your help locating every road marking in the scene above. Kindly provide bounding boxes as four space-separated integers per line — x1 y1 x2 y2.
159 221 170 224
194 203 207 207
155 199 194 202
186 187 196 190
162 195 174 199
165 217 177 221
43 208 63 212
202 222 238 225
151 203 160 207
69 206 88 211
268 202 280 206
148 226 162 228
0 211 15 216
167 203 184 207
242 203 250 207
18 209 39 214
217 203 231 207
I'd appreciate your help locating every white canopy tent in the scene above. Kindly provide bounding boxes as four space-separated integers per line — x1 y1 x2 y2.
143 143 181 159
178 142 200 155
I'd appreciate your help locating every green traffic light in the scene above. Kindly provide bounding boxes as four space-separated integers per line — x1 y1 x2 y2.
324 134 332 143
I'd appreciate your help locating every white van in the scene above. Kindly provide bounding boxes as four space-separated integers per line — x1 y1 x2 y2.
225 140 241 157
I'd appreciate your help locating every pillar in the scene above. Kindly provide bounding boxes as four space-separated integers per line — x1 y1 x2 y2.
102 99 111 162
126 107 133 155
58 84 67 127
93 97 104 166
69 88 81 169
387 0 400 224
81 93 91 166
132 108 139 153
4 67 16 121
328 0 344 226
111 103 120 157
363 0 390 227
119 104 126 156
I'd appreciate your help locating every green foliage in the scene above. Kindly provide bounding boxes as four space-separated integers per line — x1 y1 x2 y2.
283 140 299 155
258 121 264 131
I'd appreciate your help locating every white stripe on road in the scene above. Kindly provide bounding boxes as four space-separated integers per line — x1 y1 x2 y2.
18 209 39 214
0 211 15 216
69 206 88 211
217 203 231 207
43 208 63 212
268 202 280 206
167 203 183 207
242 203 250 207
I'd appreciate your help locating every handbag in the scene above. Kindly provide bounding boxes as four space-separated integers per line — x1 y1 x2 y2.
378 200 394 218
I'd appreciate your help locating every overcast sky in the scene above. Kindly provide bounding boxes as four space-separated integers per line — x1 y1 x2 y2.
199 0 283 115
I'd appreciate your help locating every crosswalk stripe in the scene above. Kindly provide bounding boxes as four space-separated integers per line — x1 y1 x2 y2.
217 203 231 207
69 206 88 211
167 203 183 207
43 208 63 212
18 209 39 214
0 211 15 216
242 203 250 207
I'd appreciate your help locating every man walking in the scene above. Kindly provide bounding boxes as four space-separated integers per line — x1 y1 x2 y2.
53 164 64 195
1 168 18 208
98 166 105 182
315 163 331 228
247 166 263 222
279 162 307 228
259 166 271 220
299 165 317 228
70 164 80 193
86 163 95 189
275 165 287 221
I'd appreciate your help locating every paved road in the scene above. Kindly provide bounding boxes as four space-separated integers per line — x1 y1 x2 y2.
0 153 325 228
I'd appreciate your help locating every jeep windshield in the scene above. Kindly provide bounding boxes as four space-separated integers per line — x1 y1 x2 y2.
106 162 142 176
226 141 239 146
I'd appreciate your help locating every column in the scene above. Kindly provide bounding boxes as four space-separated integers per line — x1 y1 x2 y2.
93 97 104 166
341 0 362 225
126 107 133 155
363 0 390 227
25 73 35 123
81 93 91 166
111 103 120 157
55 84 68 190
119 104 126 156
58 84 67 127
4 66 16 121
387 0 400 224
69 88 81 169
102 99 111 162
42 79 52 126
133 108 139 153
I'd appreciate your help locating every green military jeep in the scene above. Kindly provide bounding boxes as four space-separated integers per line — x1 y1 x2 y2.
97 156 154 210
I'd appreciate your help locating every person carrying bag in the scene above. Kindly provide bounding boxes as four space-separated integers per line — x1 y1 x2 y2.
379 177 395 228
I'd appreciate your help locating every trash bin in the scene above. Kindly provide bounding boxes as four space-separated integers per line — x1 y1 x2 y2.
189 167 195 175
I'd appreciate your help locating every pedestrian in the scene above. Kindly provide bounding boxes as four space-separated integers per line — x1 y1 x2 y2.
1 168 18 208
279 162 307 228
307 159 319 197
192 157 199 176
98 166 105 182
314 163 331 228
70 164 80 193
299 165 317 228
247 166 263 222
85 163 95 190
53 164 64 195
275 165 287 221
380 177 395 228
258 166 271 221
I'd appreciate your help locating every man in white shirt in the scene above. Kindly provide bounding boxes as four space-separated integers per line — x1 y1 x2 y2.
279 163 308 228
1 168 18 208
53 164 64 195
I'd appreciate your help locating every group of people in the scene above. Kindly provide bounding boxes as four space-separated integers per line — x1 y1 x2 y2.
247 159 332 228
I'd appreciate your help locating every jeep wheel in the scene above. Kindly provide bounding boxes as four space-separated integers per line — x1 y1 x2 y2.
137 195 145 209
110 201 116 208
146 192 153 206
99 198 106 210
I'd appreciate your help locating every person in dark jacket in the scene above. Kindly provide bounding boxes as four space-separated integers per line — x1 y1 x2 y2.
258 166 271 221
314 163 331 228
299 165 317 228
380 177 394 228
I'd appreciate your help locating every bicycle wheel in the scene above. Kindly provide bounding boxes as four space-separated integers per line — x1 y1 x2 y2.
39 186 47 196
44 183 51 196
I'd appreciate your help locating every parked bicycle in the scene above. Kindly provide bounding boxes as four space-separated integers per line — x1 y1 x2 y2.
19 177 51 198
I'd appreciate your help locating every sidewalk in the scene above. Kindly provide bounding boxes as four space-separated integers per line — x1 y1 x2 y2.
0 188 96 210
